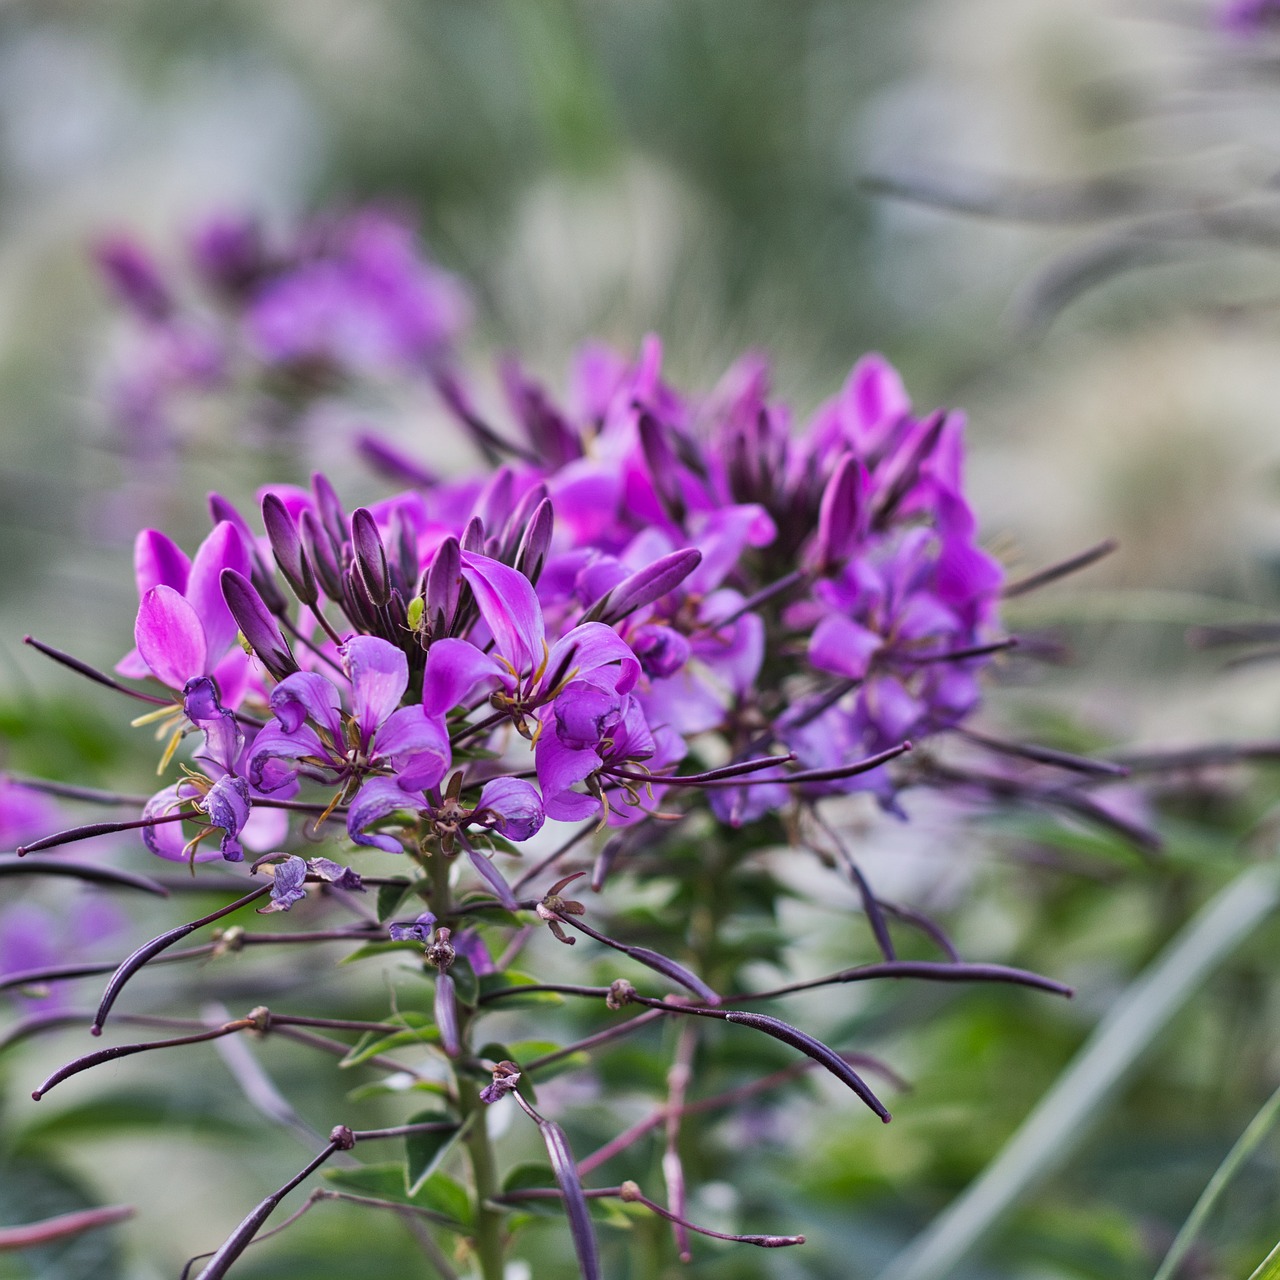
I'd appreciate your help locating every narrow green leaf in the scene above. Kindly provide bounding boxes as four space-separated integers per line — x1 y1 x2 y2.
377 880 414 921
876 863 1280 1280
1154 1081 1280 1280
322 1164 471 1230
339 939 427 964
340 1012 438 1067
477 971 564 1008
1249 1238 1280 1280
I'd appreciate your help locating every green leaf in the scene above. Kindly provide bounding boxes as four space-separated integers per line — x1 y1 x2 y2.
13 1089 251 1148
405 1110 465 1195
478 970 564 1009
340 1012 438 1067
322 1164 472 1231
377 880 415 921
449 957 478 1006
1249 1238 1280 1280
346 1079 452 1104
413 1171 473 1228
1154 1079 1280 1280
339 939 427 965
874 863 1280 1280
502 1162 558 1193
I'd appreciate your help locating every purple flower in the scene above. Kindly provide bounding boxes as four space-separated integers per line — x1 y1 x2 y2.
117 523 252 705
246 210 469 374
388 911 438 944
250 637 451 808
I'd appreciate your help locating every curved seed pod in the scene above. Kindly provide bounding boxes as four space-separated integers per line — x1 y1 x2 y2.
535 1115 600 1280
434 972 460 1058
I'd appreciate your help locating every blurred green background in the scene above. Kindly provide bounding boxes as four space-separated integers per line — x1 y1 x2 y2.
5 2 1280 1278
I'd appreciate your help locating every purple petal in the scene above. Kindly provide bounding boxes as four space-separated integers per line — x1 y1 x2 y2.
460 552 545 676
595 548 702 623
421 638 508 718
270 671 344 738
342 636 408 742
465 843 519 909
136 585 208 688
809 615 883 681
134 529 190 596
375 706 452 791
535 729 600 803
475 777 545 842
347 777 424 853
187 522 252 664
544 622 641 696
142 785 219 863
248 722 334 793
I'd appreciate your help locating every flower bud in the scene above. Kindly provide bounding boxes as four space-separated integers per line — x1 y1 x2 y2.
351 508 390 607
261 493 318 606
220 569 299 681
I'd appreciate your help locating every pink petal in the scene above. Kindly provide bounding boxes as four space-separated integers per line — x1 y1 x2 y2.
136 586 208 689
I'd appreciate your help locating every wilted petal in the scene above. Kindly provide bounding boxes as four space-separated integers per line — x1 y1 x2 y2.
389 911 437 943
142 785 219 863
308 857 364 891
260 856 308 913
136 585 208 689
475 777 545 842
375 706 451 791
343 636 408 743
201 775 251 862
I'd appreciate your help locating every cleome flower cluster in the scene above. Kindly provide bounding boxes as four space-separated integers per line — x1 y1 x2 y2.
110 329 1006 909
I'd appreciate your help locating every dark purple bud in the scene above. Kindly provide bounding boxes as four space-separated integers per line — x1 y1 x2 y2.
210 493 288 615
389 507 418 597
300 511 343 601
513 498 554 585
258 855 308 913
351 508 390 607
311 472 347 555
424 537 461 635
630 624 691 679
591 549 702 625
189 214 265 296
638 412 687 525
500 483 549 557
435 971 461 1058
220 569 299 681
475 467 515 534
813 454 868 571
461 516 486 553
262 494 318 606
93 235 172 322
501 357 582 467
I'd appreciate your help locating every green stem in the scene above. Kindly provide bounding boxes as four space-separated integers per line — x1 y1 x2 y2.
427 848 504 1280
459 1077 506 1280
